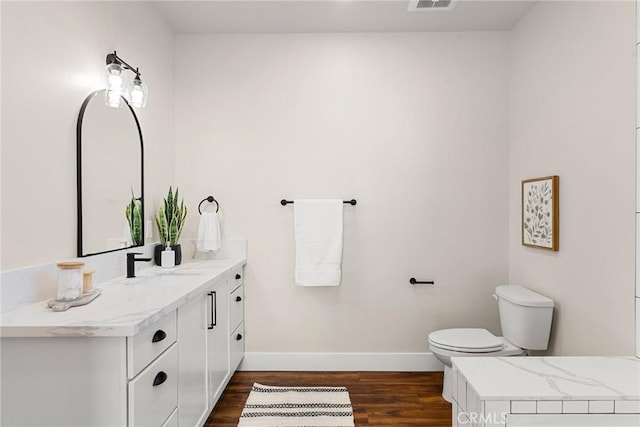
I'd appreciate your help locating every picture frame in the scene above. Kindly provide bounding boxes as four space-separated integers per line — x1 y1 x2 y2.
522 175 559 251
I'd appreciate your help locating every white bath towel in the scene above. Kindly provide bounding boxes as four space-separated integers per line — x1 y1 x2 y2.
197 211 221 252
294 199 343 286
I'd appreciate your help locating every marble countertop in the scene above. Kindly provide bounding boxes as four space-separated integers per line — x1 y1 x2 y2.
453 356 640 401
0 257 246 338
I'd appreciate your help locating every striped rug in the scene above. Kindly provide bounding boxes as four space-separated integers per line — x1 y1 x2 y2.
237 383 355 427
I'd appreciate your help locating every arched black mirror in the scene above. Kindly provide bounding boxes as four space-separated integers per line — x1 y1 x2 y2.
77 89 144 256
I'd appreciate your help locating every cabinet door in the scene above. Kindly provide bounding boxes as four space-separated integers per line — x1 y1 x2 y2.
229 284 244 333
207 279 230 408
230 322 245 372
177 293 208 427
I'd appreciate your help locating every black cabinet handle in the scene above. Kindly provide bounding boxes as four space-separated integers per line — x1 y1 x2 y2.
151 330 166 343
236 296 242 302
236 334 243 341
208 291 217 329
153 371 167 386
235 274 241 280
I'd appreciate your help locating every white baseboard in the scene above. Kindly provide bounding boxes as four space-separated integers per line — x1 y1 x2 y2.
238 352 444 372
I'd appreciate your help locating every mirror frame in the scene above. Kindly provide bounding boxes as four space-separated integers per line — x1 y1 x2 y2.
76 89 144 257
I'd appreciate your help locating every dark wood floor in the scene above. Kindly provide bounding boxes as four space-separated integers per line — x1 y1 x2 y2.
206 371 452 427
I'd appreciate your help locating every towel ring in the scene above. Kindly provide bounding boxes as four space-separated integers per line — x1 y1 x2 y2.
198 196 219 214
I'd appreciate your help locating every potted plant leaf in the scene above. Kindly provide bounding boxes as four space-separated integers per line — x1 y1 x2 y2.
154 186 187 265
125 191 143 246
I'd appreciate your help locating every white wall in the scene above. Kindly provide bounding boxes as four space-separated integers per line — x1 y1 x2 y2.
0 1 174 270
509 1 636 355
175 32 510 353
4 0 633 360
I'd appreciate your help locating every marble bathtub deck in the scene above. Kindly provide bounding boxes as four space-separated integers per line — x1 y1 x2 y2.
0 258 246 338
453 356 640 401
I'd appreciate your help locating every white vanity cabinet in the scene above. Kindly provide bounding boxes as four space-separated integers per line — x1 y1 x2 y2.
0 259 247 427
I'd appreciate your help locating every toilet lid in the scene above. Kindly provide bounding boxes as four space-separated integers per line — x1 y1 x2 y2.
428 328 504 353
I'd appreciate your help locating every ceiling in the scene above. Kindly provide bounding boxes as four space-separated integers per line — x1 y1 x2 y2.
152 0 538 34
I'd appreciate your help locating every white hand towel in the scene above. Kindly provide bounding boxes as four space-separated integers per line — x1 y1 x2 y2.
294 199 343 286
197 211 221 252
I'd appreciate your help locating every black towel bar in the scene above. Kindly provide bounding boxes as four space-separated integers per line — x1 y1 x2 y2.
410 278 434 285
281 199 357 206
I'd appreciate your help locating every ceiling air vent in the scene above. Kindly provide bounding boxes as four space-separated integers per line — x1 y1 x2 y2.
408 0 458 12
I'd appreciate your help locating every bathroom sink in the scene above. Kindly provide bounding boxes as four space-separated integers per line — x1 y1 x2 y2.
105 276 155 286
100 264 215 287
152 269 207 276
102 271 202 287
158 260 231 275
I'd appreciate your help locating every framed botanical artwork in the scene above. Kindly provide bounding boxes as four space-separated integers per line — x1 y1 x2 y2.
522 175 559 251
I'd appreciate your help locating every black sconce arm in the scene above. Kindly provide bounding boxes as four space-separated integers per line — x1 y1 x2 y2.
106 51 142 77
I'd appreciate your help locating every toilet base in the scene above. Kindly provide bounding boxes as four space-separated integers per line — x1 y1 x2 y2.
442 364 452 402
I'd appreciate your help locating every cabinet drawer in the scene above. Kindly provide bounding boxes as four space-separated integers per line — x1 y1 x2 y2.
128 343 178 427
161 407 178 427
230 322 245 372
230 284 244 332
128 312 177 378
231 266 244 288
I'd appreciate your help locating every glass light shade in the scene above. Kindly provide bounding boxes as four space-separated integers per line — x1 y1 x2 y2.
105 62 124 88
105 61 125 108
127 77 148 108
108 73 123 88
105 88 123 108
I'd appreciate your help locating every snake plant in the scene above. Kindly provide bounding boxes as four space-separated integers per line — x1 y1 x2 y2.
125 191 142 246
155 186 187 247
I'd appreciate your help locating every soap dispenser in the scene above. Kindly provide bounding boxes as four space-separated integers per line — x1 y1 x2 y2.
161 244 175 268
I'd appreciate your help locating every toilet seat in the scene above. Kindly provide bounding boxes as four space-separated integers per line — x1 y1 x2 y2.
430 336 525 359
428 328 504 353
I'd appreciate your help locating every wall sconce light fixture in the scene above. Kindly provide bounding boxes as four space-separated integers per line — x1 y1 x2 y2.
105 51 148 108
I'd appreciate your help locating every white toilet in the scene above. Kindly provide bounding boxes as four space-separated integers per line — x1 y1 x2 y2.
428 285 554 402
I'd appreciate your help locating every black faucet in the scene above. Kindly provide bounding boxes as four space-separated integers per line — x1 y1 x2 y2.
126 252 152 278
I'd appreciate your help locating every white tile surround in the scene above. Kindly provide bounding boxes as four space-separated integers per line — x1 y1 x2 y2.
452 357 640 427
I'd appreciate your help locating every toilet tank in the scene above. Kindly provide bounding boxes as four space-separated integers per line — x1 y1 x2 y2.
495 285 554 350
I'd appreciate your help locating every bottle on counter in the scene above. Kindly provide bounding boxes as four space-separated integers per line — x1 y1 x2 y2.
83 269 95 294
161 245 175 268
